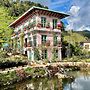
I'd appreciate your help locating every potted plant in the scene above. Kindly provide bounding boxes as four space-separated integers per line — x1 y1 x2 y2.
46 40 50 46
46 22 50 28
27 42 31 47
37 20 41 28
57 22 62 29
24 27 27 31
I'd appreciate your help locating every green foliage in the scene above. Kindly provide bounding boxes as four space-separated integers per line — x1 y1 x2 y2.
24 67 46 77
75 30 90 39
0 6 14 44
0 0 48 47
34 48 41 60
62 31 87 58
0 0 48 17
64 31 87 45
0 71 18 85
24 67 34 75
0 50 8 58
0 50 27 64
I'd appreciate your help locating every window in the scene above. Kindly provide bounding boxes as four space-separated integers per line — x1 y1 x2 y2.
32 16 36 25
85 45 89 49
53 35 58 46
33 36 37 46
42 50 47 59
42 35 47 43
25 38 27 47
53 19 57 29
41 17 46 28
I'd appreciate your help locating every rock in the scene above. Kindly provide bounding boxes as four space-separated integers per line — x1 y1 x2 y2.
55 73 66 79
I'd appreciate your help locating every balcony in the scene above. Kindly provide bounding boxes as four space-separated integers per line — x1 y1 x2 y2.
53 41 61 47
22 21 61 33
42 40 50 46
38 40 50 48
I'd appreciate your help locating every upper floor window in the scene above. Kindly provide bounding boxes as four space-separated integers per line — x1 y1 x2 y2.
41 17 46 28
33 36 37 46
42 35 47 43
53 19 57 29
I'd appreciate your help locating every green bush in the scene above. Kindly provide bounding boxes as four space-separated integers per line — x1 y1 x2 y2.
24 67 34 75
0 50 9 58
0 71 18 86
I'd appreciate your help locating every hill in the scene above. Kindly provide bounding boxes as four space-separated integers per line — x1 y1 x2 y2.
75 30 90 39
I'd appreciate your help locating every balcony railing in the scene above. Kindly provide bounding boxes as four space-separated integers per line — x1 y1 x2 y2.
53 41 61 47
42 40 50 46
24 41 37 48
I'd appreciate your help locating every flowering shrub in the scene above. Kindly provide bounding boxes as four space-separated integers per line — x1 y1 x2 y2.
16 68 26 79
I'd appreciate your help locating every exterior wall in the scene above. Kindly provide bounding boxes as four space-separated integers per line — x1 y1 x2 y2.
83 43 90 51
37 14 60 29
14 15 36 32
36 32 61 46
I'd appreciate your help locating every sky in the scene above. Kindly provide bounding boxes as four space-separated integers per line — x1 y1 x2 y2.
30 0 90 31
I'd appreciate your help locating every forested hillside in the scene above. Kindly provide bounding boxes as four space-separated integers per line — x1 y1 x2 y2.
75 30 90 39
0 0 48 46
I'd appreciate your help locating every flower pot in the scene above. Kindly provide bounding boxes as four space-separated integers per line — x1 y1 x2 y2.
37 23 41 28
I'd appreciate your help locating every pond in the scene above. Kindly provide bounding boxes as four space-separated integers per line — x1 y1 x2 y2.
0 71 90 90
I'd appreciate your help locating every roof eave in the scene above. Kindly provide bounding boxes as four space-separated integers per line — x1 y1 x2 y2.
9 6 69 27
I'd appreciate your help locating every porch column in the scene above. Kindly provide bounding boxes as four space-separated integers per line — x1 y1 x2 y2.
58 48 62 61
31 49 34 61
47 48 52 62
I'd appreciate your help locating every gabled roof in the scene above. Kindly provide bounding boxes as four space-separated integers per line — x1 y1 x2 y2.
9 6 69 27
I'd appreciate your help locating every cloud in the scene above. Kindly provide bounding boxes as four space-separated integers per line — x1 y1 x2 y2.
69 6 80 15
66 5 80 30
30 0 90 31
67 0 90 31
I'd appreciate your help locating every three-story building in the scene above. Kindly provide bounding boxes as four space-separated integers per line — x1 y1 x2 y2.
9 6 69 61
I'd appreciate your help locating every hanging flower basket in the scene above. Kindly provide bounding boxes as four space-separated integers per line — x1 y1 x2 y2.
57 22 62 29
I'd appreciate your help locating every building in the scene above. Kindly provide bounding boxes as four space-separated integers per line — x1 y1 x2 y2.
9 6 69 61
81 40 90 51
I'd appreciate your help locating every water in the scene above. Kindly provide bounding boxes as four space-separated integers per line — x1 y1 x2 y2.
1 71 90 90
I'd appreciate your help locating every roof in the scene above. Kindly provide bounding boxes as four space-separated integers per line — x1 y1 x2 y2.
9 6 70 27
81 39 90 43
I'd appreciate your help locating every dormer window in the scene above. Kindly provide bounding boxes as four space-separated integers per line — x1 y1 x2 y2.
41 17 46 28
53 19 57 29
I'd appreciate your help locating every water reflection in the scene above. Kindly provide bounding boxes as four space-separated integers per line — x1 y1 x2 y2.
64 71 90 90
1 71 90 90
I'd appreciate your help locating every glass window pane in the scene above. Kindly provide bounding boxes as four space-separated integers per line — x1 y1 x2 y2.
53 19 57 29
